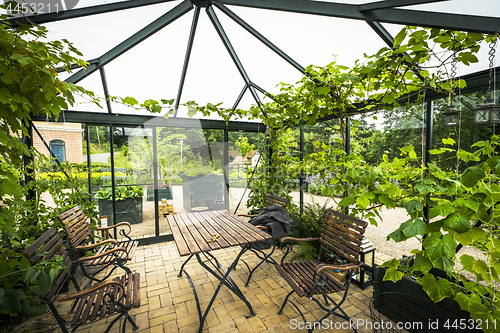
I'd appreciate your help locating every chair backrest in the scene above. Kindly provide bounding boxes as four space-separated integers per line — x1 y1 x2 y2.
264 194 289 208
22 228 73 301
57 205 92 248
320 209 368 264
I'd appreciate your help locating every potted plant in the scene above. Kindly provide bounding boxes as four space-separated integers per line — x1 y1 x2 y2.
95 185 144 224
146 181 173 201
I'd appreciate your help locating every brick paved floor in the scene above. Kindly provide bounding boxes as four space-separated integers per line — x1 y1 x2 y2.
61 242 396 333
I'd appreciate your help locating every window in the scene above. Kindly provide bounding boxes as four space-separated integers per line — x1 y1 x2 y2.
50 140 66 163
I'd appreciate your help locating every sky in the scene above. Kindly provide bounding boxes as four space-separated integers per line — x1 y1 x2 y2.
5 0 500 120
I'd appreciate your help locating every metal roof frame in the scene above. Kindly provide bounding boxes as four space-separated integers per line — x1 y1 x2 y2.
5 0 500 122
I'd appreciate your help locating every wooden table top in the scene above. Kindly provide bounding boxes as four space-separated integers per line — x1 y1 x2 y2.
166 210 272 257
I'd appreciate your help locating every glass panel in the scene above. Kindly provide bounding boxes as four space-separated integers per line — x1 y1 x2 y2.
156 127 225 221
228 131 265 215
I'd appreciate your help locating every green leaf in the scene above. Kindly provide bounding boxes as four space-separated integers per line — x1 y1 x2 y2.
401 218 426 238
379 195 395 209
387 228 408 242
423 234 455 259
415 184 434 194
338 196 354 208
420 273 452 303
383 267 404 282
444 213 471 233
442 137 456 145
430 203 455 219
403 199 423 215
0 288 22 313
413 252 432 273
461 166 485 188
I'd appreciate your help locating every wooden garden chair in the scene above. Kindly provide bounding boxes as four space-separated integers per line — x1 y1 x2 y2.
275 209 368 333
239 194 292 286
22 227 141 333
57 205 139 281
238 193 289 218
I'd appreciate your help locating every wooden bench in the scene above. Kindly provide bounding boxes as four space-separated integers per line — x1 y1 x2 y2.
22 227 140 333
275 208 368 333
57 206 138 277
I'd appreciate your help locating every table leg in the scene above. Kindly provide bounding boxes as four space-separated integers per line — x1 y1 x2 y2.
183 245 255 333
178 254 194 277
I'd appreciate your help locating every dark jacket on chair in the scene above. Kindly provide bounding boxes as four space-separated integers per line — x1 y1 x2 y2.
248 205 292 250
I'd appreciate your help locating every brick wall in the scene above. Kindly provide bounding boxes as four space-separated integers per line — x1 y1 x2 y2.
32 122 84 164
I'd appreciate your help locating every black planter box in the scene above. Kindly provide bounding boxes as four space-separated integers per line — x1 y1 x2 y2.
98 197 143 224
146 188 173 201
374 266 473 333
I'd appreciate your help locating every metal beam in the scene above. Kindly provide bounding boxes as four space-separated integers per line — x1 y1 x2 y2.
251 82 275 101
214 0 500 34
65 0 193 84
206 5 263 108
174 6 201 117
232 85 248 110
214 3 305 73
31 111 263 131
5 0 179 26
99 67 113 114
359 0 448 12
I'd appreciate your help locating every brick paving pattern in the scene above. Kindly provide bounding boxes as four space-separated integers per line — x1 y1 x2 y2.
58 242 398 333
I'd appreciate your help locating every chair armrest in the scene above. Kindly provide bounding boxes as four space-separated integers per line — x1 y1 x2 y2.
97 222 131 231
280 237 318 244
74 239 118 251
76 247 127 263
51 280 123 303
238 214 257 218
315 263 359 275
256 226 271 232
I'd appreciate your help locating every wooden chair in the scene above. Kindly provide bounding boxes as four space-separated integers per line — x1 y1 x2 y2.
239 194 291 286
22 227 141 333
238 193 289 218
276 209 368 333
57 205 139 281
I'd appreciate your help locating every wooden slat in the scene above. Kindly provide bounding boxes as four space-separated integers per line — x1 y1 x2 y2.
23 228 58 260
79 288 97 323
198 212 240 247
324 217 365 240
166 215 190 256
98 284 112 318
177 214 210 254
322 226 362 253
173 214 202 255
125 273 132 308
326 209 368 228
192 213 231 249
89 285 106 321
204 211 254 244
185 214 221 251
70 284 91 326
207 210 267 243
219 210 271 240
126 240 138 260
132 272 140 308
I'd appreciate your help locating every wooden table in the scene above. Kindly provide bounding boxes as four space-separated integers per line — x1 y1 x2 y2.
166 210 272 332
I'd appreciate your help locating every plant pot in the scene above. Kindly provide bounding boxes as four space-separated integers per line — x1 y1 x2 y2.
98 197 143 224
373 266 473 333
146 188 173 201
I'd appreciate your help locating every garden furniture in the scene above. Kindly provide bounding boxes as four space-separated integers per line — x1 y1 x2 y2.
22 227 141 333
57 205 139 281
240 204 293 286
276 208 368 333
238 193 289 218
166 210 272 333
